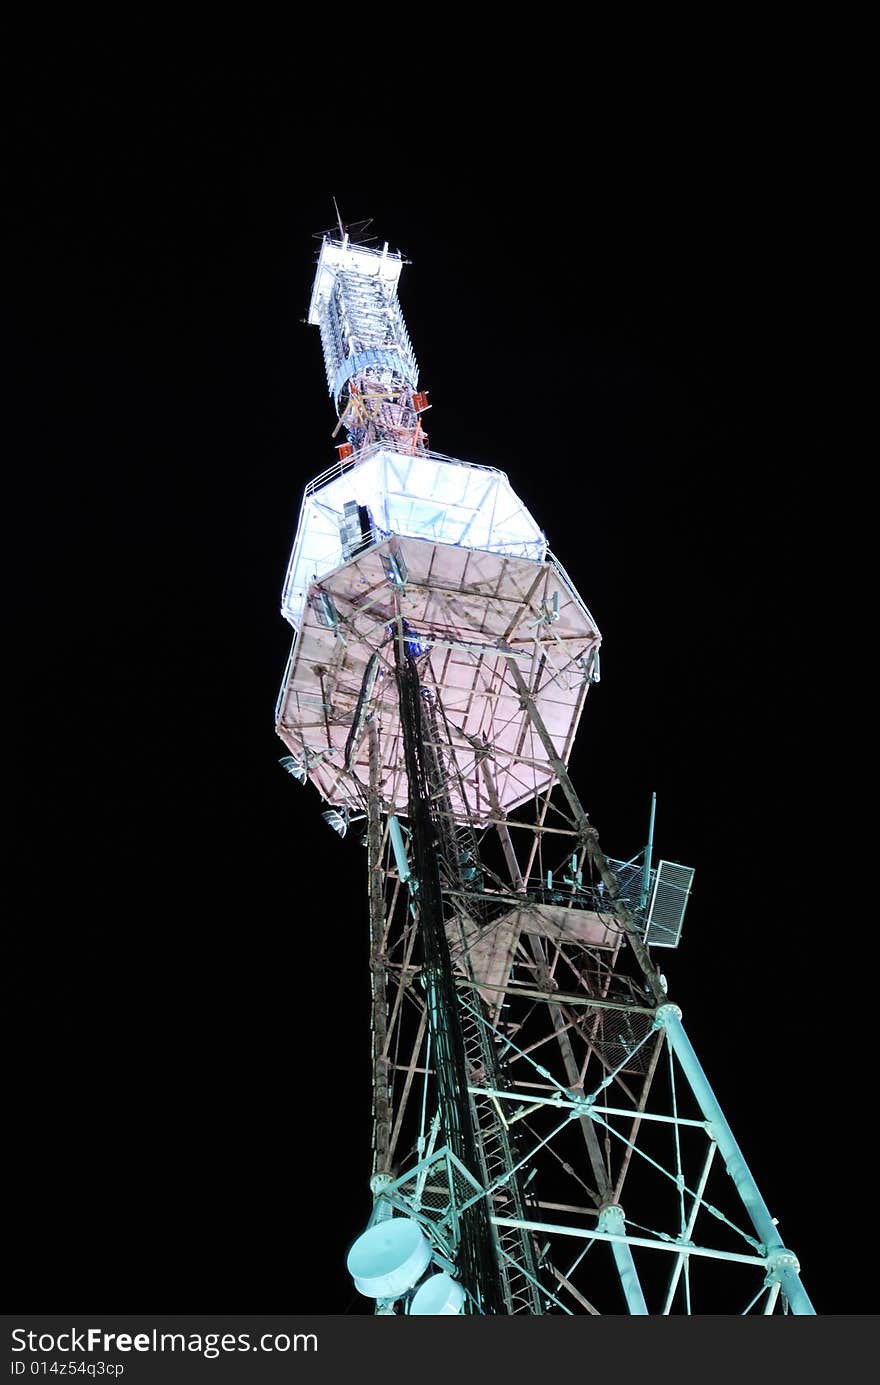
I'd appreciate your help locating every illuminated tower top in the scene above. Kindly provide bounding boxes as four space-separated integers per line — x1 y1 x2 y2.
276 235 602 826
308 235 427 454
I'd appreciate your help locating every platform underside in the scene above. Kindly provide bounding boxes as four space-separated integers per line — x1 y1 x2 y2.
448 903 618 1025
275 536 601 824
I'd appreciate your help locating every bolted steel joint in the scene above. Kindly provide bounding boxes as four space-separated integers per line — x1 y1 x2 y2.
654 1002 683 1028
597 1203 626 1227
765 1248 801 1276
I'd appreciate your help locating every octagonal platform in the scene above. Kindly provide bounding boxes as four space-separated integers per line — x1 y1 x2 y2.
275 533 601 825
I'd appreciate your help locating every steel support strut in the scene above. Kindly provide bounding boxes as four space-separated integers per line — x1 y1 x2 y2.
655 1005 815 1315
367 718 392 1175
597 1204 649 1314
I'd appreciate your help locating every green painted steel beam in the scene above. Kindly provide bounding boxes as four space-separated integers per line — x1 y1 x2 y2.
598 1205 648 1314
655 1005 815 1314
491 1215 768 1268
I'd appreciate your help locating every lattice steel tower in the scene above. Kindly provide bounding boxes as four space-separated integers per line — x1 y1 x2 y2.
275 230 814 1316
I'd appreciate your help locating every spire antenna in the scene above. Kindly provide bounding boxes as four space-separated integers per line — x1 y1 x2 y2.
332 195 345 241
313 200 376 246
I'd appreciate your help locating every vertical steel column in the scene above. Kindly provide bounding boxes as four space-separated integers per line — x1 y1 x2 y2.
367 718 392 1176
597 1204 649 1314
394 631 505 1314
656 1004 815 1314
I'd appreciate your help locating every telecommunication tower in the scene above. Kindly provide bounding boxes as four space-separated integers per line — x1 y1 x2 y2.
275 228 814 1316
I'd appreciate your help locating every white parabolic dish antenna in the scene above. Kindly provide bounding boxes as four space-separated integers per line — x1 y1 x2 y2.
345 1218 432 1299
409 1272 466 1315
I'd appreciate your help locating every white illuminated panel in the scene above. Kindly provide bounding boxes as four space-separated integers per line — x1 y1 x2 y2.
307 237 404 326
281 445 548 629
307 237 418 405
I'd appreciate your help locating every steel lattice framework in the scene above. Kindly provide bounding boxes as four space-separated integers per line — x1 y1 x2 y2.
275 231 814 1316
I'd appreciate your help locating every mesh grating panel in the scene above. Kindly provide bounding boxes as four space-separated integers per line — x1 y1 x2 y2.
645 860 694 948
604 858 648 914
389 1148 486 1240
591 1007 657 1075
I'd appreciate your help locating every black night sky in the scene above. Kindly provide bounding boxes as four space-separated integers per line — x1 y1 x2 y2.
4 50 866 1317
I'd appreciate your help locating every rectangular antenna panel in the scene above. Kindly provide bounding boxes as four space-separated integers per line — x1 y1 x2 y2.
644 860 694 948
